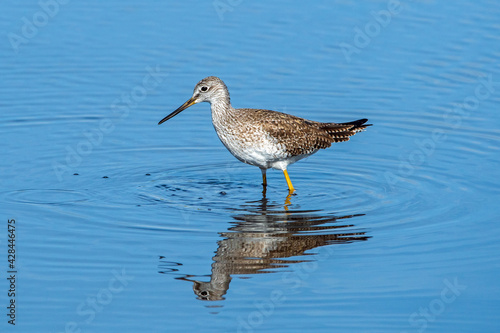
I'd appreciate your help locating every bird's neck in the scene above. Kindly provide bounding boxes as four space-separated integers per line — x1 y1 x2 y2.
210 94 232 119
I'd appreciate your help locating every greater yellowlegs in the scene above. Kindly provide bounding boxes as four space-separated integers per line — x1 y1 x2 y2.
158 76 371 192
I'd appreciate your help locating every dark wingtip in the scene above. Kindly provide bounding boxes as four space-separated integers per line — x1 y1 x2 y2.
348 118 372 128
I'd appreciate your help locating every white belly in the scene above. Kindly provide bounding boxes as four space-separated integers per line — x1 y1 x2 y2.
214 127 311 170
216 130 276 168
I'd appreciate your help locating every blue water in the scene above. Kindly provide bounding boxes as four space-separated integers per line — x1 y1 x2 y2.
1 0 500 332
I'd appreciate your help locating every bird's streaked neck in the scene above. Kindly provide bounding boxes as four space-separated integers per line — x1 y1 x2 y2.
209 92 232 117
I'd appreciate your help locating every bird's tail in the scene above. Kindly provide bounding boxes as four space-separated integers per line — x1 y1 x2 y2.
337 118 372 132
319 118 372 142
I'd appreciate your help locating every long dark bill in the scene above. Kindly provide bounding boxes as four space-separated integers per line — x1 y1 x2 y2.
158 97 197 125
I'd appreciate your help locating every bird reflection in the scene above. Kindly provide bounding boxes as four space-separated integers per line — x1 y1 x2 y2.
160 196 370 301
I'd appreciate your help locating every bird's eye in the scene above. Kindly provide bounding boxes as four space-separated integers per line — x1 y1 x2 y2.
200 86 208 92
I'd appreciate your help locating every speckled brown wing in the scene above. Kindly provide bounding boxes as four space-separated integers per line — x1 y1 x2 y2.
238 109 336 157
239 109 370 157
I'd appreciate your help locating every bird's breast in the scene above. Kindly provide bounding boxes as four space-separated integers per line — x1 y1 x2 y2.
212 118 287 169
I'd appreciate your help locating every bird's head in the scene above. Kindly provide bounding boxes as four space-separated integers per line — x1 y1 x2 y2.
158 76 228 125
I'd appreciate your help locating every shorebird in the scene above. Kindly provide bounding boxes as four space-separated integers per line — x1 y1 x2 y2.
158 76 371 192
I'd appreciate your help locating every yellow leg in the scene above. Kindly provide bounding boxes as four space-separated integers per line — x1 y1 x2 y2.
283 169 295 192
261 169 267 196
261 169 267 187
